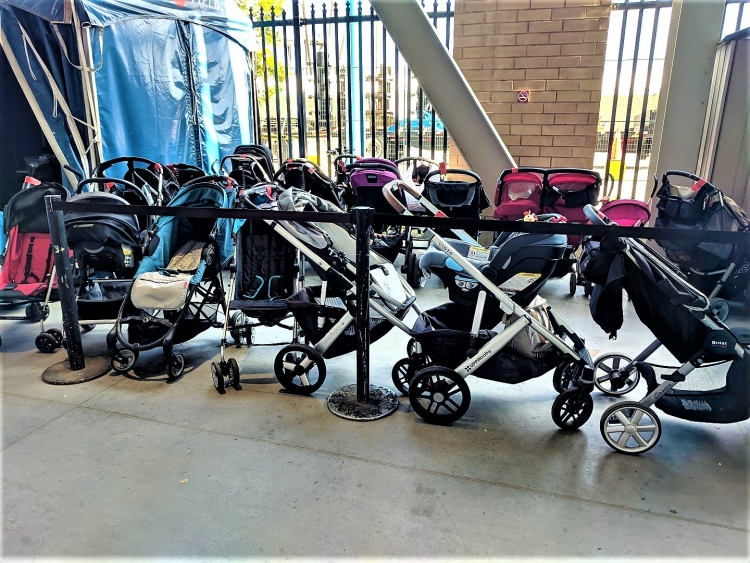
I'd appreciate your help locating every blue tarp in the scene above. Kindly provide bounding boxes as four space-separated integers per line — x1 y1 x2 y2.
0 0 255 181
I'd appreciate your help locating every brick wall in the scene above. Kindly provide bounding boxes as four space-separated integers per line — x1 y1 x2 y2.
449 0 610 171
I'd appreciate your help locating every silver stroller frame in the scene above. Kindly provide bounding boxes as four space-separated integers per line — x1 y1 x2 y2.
384 180 596 427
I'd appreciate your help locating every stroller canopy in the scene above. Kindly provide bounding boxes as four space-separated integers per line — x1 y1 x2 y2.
136 182 235 277
3 182 68 234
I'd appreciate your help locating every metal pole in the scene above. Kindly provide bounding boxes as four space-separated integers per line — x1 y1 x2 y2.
292 0 307 157
45 195 84 371
353 206 373 403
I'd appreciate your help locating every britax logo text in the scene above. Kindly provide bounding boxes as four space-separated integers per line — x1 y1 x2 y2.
712 340 728 347
465 350 491 372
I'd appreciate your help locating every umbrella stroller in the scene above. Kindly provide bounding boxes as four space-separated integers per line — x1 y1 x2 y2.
383 180 596 427
106 182 235 379
274 158 344 208
210 184 420 395
93 156 180 208
654 170 750 319
36 188 144 353
0 181 68 349
581 205 749 455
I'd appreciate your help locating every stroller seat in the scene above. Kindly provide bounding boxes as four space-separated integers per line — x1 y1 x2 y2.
421 232 568 307
131 240 208 310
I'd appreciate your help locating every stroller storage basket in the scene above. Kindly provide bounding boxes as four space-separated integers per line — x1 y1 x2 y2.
642 357 750 423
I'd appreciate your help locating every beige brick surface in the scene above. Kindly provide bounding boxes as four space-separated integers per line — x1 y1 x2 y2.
453 0 609 172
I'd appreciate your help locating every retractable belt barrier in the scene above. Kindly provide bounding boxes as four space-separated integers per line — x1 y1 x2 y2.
45 196 750 414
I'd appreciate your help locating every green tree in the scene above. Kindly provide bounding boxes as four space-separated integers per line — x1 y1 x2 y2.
236 0 286 103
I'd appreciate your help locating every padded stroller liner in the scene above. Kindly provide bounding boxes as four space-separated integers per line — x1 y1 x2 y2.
131 241 206 310
167 241 205 272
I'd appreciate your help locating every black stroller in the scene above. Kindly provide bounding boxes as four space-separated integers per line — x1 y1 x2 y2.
582 205 749 454
216 144 275 193
93 156 181 208
274 158 344 209
654 170 750 319
38 182 144 353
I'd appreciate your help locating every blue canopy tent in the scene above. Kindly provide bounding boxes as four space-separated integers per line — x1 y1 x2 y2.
0 0 257 195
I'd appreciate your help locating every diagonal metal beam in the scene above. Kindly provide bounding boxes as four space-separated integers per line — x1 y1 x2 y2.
370 0 516 189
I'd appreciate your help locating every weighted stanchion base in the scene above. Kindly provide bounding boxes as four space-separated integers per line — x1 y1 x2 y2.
42 356 111 385
327 384 399 421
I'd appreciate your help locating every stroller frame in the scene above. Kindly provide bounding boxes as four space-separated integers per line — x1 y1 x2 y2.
589 225 746 453
384 180 595 427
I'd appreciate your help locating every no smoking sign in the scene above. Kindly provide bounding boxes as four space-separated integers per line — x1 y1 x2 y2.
517 90 529 103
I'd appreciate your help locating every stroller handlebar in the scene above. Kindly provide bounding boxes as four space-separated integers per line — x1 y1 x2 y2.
662 170 717 193
584 204 608 226
424 168 481 184
76 177 142 195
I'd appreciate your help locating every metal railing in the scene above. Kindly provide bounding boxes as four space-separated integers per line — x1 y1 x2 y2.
250 0 454 175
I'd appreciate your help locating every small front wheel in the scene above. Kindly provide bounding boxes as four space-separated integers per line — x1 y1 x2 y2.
568 272 577 297
111 349 138 373
406 253 423 288
551 387 593 430
211 362 226 394
273 344 326 394
391 358 416 395
46 329 64 347
228 357 242 390
552 361 577 393
600 401 661 455
35 332 58 354
593 353 639 396
168 354 185 380
408 367 471 426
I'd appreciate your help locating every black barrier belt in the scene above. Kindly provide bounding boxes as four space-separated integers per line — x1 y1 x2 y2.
51 200 750 246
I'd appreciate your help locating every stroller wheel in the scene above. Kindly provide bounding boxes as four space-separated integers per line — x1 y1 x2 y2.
111 349 138 373
568 273 577 297
46 329 64 347
168 354 186 380
552 361 577 393
600 401 661 455
551 387 593 430
593 353 639 395
228 357 242 390
211 362 226 394
406 253 423 288
274 344 326 395
408 367 471 426
392 358 416 395
35 332 58 354
710 299 730 322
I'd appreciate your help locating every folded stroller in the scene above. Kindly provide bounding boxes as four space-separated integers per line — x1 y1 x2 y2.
210 184 420 395
274 158 344 208
93 156 180 208
106 182 235 379
0 181 68 349
494 168 602 295
581 205 750 455
384 180 596 427
654 170 750 318
35 187 144 353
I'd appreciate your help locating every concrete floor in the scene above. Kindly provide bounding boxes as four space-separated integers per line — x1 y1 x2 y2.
1 273 749 558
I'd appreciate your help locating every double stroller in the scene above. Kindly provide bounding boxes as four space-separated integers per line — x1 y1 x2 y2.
654 170 750 318
384 180 596 427
0 181 68 349
581 205 749 454
211 183 420 395
106 181 235 379
494 167 601 296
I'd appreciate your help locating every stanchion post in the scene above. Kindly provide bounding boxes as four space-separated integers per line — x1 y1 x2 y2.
353 206 374 403
45 195 84 371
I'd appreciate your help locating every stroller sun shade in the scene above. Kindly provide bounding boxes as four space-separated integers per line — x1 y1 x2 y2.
494 171 543 220
64 192 141 248
4 182 68 234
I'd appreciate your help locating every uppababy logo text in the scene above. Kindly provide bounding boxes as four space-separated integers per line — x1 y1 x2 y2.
466 349 491 373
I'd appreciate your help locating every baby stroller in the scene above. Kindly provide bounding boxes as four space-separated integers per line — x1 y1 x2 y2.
274 158 344 208
654 170 750 319
168 164 206 187
494 168 601 295
37 183 144 353
0 181 68 349
211 184 420 395
93 156 180 208
581 205 749 455
106 181 235 379
217 145 275 193
384 180 596 428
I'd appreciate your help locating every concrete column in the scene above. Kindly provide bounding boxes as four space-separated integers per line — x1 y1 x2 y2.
648 0 726 179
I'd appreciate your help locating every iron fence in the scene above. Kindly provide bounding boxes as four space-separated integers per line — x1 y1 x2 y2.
250 0 454 175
